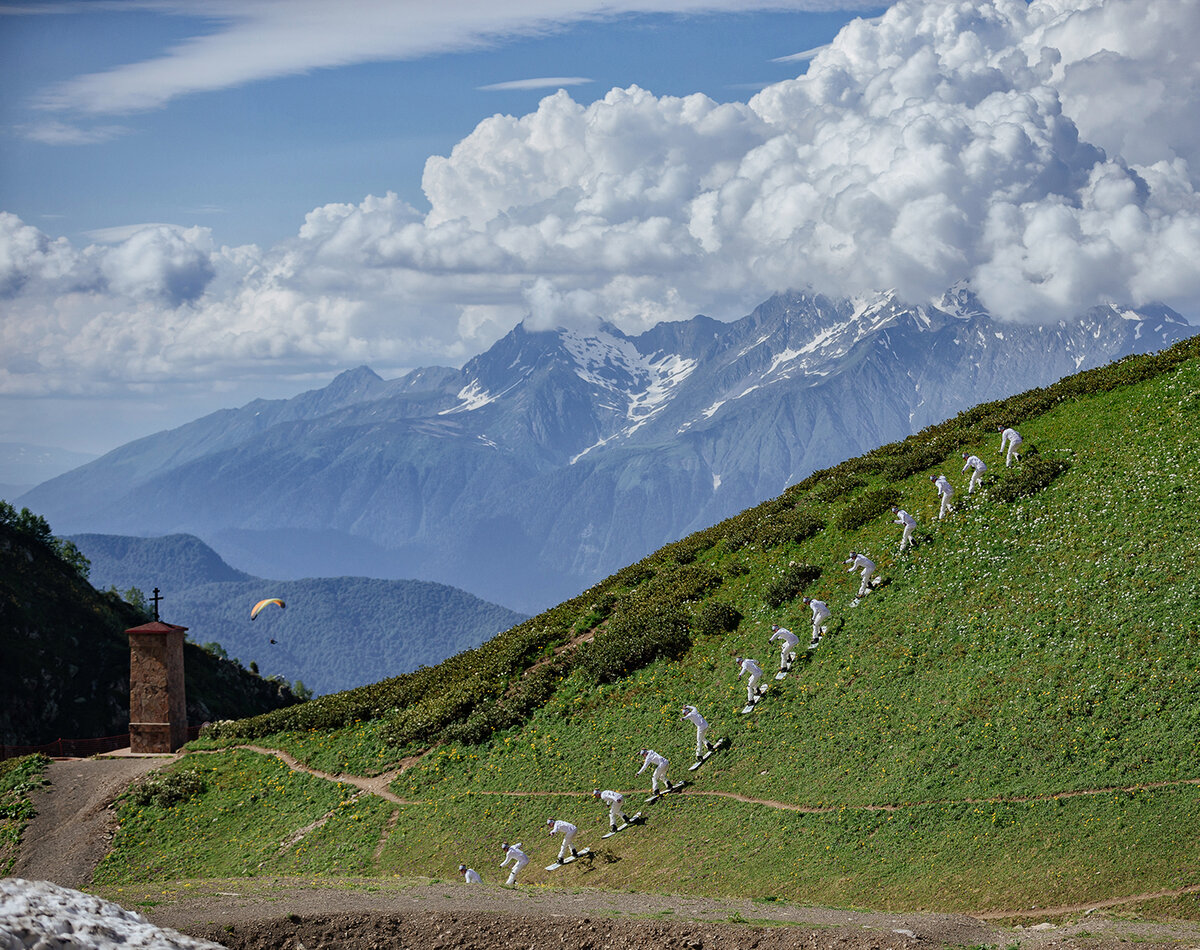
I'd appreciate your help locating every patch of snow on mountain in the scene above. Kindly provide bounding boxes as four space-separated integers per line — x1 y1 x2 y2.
439 379 497 414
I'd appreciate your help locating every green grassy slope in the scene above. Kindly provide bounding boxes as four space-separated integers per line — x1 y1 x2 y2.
97 340 1200 916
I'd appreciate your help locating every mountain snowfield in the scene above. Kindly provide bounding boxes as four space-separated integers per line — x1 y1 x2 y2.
21 288 1195 612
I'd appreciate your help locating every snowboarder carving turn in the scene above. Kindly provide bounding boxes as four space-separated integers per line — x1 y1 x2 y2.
769 624 799 673
802 596 830 645
999 426 1023 467
735 656 765 707
500 842 528 885
637 748 671 796
593 788 630 834
459 864 481 884
844 551 877 596
546 818 580 863
681 704 714 760
891 506 916 552
930 474 954 519
961 453 987 493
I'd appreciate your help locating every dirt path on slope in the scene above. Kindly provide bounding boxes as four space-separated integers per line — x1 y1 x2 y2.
10 755 171 888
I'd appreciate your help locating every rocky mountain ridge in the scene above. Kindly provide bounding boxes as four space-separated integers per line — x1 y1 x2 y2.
21 288 1195 611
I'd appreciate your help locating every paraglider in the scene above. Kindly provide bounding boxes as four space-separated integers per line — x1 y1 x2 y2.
251 598 285 620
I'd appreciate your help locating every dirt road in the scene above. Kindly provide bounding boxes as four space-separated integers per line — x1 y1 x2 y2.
11 754 169 888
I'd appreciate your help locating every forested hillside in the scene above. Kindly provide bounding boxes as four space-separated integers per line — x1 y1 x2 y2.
71 533 529 695
0 506 299 746
97 338 1200 916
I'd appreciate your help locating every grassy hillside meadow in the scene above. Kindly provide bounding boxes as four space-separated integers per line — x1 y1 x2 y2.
94 340 1200 918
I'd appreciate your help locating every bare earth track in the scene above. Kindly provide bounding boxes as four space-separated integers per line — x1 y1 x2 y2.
11 752 1200 950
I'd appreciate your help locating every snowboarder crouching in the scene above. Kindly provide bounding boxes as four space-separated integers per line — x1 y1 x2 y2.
637 748 670 795
999 426 1022 467
458 864 481 884
500 842 529 885
844 551 877 596
801 596 830 644
929 474 954 519
961 453 987 493
593 788 629 832
735 656 764 704
546 818 579 862
769 624 799 671
891 506 916 552
681 705 714 760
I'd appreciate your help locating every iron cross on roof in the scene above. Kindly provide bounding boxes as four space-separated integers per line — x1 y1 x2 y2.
151 587 163 621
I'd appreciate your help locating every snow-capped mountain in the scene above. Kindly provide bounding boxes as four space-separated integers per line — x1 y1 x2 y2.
22 290 1194 612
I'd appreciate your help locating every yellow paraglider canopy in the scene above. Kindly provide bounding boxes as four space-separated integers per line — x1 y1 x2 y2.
250 597 285 620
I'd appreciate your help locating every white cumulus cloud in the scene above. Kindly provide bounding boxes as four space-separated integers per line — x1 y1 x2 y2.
2 0 1199 404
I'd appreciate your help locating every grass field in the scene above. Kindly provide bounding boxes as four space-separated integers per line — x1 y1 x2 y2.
100 342 1200 916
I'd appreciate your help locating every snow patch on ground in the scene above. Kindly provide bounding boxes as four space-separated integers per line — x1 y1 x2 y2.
0 879 225 949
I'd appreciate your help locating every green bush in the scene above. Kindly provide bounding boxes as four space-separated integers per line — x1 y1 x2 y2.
694 601 743 638
764 563 822 607
835 486 902 531
990 455 1072 503
813 473 866 503
757 507 825 548
575 603 691 685
127 767 207 808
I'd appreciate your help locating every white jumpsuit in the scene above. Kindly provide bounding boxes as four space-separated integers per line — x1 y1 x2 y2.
933 476 954 519
500 843 529 885
548 819 579 862
598 789 628 829
807 599 831 641
845 553 876 595
894 509 916 551
637 749 670 794
462 867 481 884
681 705 710 758
962 455 987 493
737 658 764 704
1000 427 1022 467
769 626 799 670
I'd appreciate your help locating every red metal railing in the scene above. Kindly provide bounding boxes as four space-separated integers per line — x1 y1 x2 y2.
1 726 203 761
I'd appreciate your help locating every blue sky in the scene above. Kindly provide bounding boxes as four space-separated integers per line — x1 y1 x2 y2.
1 0 1198 463
1 3 865 250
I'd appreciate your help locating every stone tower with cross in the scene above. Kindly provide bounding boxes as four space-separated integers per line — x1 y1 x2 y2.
126 588 189 753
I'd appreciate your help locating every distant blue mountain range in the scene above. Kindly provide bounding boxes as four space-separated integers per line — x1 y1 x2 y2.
27 287 1195 613
71 532 527 695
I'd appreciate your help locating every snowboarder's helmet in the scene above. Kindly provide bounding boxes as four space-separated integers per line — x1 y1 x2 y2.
501 842 509 850
592 789 601 797
802 596 811 604
962 452 969 459
459 864 467 872
639 748 648 756
771 624 779 631
546 818 555 826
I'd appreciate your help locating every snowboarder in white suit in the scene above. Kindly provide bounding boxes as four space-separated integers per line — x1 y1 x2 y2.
637 748 670 795
546 818 579 862
735 656 764 704
769 624 799 671
999 426 1023 467
593 788 629 832
844 551 877 596
930 475 954 519
681 705 713 760
802 596 831 644
500 842 529 885
458 864 481 884
961 453 987 493
891 507 917 552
